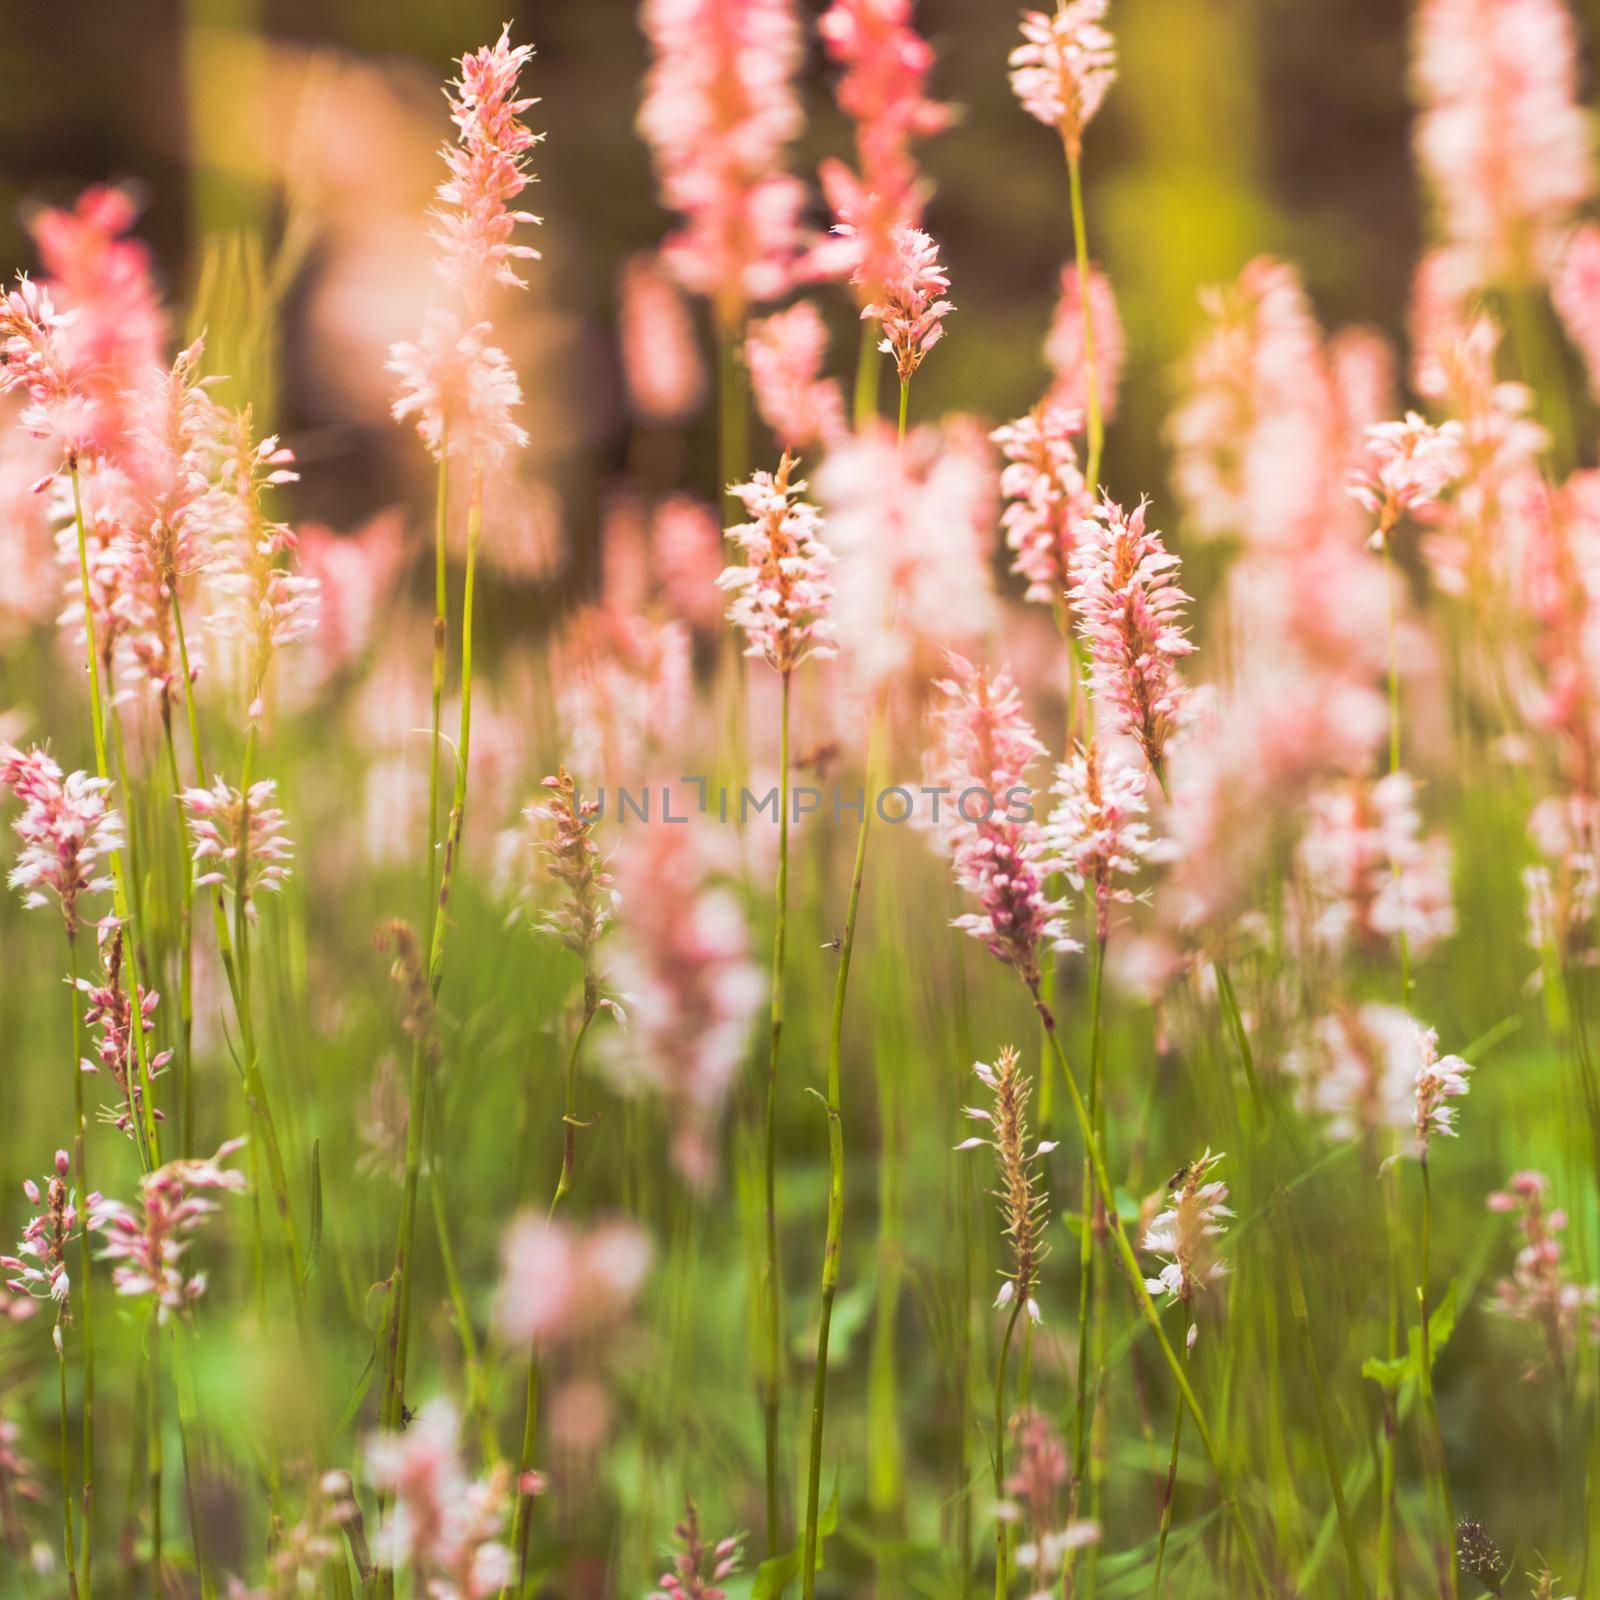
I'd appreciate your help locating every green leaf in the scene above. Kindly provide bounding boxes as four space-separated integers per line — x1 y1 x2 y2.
303 1137 323 1284
1362 1281 1458 1392
1360 1354 1411 1392
750 1478 839 1597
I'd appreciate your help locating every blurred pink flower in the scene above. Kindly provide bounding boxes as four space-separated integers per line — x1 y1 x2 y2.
2 1151 88 1318
1486 1169 1598 1375
719 451 835 674
495 1213 651 1347
390 309 527 466
1347 412 1466 542
1069 497 1194 781
292 512 407 693
1297 771 1455 958
813 0 950 306
90 1140 247 1323
0 742 121 937
180 777 294 921
1408 246 1477 402
1285 1004 1419 1145
651 496 725 632
927 654 1075 989
76 919 172 1140
862 224 952 385
1328 325 1398 454
745 303 846 449
1008 3 1116 156
1523 793 1599 971
992 401 1090 606
638 0 805 327
648 1501 743 1600
0 401 58 643
1412 0 1593 284
1045 263 1123 425
1554 223 1600 400
367 1398 513 1600
618 251 707 425
600 821 764 1188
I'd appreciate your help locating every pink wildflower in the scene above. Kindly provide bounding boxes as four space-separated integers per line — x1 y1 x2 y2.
1142 1149 1231 1321
1411 0 1593 284
389 309 527 466
90 1141 247 1323
2 1152 89 1323
1524 794 1600 971
992 401 1090 606
719 451 836 675
494 1213 652 1348
1487 1170 1598 1376
1347 412 1466 543
651 497 726 632
618 251 707 425
367 1399 513 1599
813 0 950 306
1069 497 1194 780
76 919 171 1138
1285 1004 1419 1146
1008 2 1117 156
957 1045 1057 1323
0 743 121 937
179 777 294 922
862 224 952 384
649 1500 744 1600
637 0 805 327
998 1408 1097 1593
1407 1024 1472 1159
1297 771 1455 958
205 409 320 718
927 654 1074 989
527 767 618 991
1045 740 1153 944
1045 263 1124 423
744 304 846 449
1554 223 1600 400
600 821 764 1188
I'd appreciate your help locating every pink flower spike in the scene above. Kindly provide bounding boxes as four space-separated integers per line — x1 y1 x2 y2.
1046 262 1124 424
745 304 846 450
1068 497 1195 781
718 451 836 675
992 401 1091 606
1407 1023 1472 1160
1347 412 1466 542
3 1152 87 1312
389 309 528 467
1045 739 1154 944
862 224 952 385
1008 3 1117 157
1554 223 1600 401
179 777 294 922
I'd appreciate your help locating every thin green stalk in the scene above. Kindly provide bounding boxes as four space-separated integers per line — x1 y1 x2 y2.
1065 145 1105 490
1069 936 1104 1587
427 446 449 940
1418 1159 1458 1600
158 713 196 1158
801 709 885 1597
69 464 159 1172
430 1174 496 1464
897 378 909 440
1150 1307 1189 1598
147 1325 162 1599
67 933 95 1593
57 1334 79 1600
854 321 879 431
761 671 793 1556
1378 1165 1401 1600
1034 1005 1272 1599
994 1298 1025 1600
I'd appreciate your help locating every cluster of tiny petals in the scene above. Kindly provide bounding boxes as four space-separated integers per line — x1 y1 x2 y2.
1045 740 1153 943
77 919 171 1137
958 1046 1057 1324
862 225 952 384
0 741 121 937
1142 1149 1231 1331
1408 1023 1472 1159
1069 497 1195 779
648 1499 743 1600
928 653 1075 988
390 309 528 466
1486 1170 1599 1374
432 26 544 312
180 777 293 921
1008 1 1117 154
528 766 616 968
2 1152 91 1324
744 304 846 449
0 276 75 448
718 451 836 675
1347 411 1467 541
993 401 1090 605
637 0 804 321
90 1141 247 1323
367 1398 514 1598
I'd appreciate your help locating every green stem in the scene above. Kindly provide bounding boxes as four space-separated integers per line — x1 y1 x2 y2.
854 321 879 432
1150 1308 1189 1599
58 1337 79 1600
994 1299 1024 1600
897 379 909 442
67 933 95 1593
147 1326 161 1598
1418 1160 1458 1600
761 671 792 1556
427 446 449 942
801 708 884 1598
1034 1002 1271 1599
1065 145 1105 490
1070 938 1104 1557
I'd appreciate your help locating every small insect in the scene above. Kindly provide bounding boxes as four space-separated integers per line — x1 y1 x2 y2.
821 936 842 952
1167 1162 1197 1191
